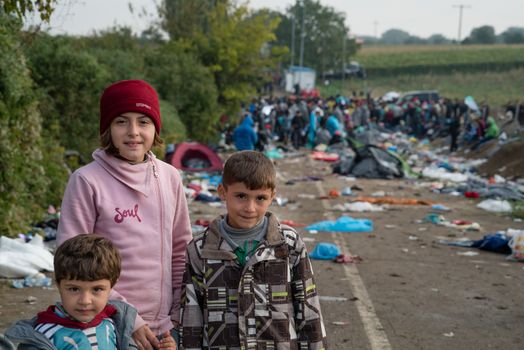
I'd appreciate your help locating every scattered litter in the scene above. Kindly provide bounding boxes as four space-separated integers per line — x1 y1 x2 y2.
477 199 512 213
25 296 37 304
297 193 316 199
424 214 480 231
443 332 455 337
302 237 316 243
354 196 433 206
457 251 480 256
431 204 451 211
332 321 349 326
309 243 341 260
401 248 409 253
0 236 54 278
431 288 439 292
508 231 524 261
319 296 348 302
275 197 289 206
341 187 353 196
408 235 419 241
285 176 323 185
328 189 341 198
12 273 52 289
311 151 340 162
332 202 384 212
422 167 468 182
371 191 386 197
334 254 362 264
385 224 396 228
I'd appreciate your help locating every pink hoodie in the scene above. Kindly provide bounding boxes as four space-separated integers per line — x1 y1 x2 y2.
57 149 192 335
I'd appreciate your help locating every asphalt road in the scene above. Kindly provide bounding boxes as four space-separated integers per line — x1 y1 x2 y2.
1 152 524 349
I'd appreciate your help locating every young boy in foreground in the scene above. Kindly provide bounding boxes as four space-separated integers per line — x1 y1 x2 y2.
6 234 176 349
180 150 327 349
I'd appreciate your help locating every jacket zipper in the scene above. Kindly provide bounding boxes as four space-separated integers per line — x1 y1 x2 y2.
152 160 164 322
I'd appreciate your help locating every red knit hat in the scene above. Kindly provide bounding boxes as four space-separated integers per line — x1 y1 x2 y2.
99 80 161 134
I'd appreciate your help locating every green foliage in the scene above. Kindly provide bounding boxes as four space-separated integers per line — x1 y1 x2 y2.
161 0 214 40
274 0 356 75
145 42 219 142
76 27 147 82
1 0 55 21
500 27 524 44
194 2 283 112
0 14 61 236
158 99 186 145
466 25 496 45
23 34 109 158
381 29 411 45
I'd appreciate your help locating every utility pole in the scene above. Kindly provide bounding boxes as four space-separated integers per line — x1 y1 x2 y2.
342 32 346 85
373 20 378 40
299 0 306 67
290 10 296 67
453 4 471 43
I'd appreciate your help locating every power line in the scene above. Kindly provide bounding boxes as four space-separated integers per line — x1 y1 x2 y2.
453 4 471 43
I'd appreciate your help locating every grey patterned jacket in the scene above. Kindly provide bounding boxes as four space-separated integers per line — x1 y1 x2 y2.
180 212 327 350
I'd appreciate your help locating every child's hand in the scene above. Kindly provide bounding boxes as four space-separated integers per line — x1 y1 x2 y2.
158 332 177 350
133 325 159 350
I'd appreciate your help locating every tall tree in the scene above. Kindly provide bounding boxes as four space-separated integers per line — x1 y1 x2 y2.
500 27 524 44
381 29 410 45
160 0 215 40
467 25 496 44
1 0 56 20
161 0 283 115
273 0 357 76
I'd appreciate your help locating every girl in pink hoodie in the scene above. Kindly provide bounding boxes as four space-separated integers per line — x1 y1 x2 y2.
57 80 192 350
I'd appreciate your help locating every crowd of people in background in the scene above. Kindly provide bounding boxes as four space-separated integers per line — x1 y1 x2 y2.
221 91 500 154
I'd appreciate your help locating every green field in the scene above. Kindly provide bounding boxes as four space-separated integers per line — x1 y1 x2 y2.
321 45 524 107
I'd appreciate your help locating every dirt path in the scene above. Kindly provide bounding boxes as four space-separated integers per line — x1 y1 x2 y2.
2 153 524 349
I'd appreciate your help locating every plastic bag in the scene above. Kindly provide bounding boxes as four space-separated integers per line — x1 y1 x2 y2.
508 231 524 261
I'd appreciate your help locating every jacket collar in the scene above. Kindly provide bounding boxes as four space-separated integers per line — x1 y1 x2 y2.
201 212 284 261
92 148 157 197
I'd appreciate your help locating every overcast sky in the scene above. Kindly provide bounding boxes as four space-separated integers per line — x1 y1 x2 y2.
44 0 522 40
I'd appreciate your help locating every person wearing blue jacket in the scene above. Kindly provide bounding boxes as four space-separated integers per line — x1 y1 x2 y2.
233 114 258 151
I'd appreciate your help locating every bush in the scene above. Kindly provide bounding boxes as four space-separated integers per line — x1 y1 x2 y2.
0 15 63 236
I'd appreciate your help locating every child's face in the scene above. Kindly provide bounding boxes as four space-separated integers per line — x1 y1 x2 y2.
218 182 275 229
110 112 156 163
58 279 112 323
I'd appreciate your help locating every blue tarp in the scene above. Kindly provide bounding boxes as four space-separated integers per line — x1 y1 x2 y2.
309 242 341 260
305 216 373 233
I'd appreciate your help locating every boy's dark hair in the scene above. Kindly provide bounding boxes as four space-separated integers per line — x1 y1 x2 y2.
100 128 163 156
222 151 276 191
54 234 121 286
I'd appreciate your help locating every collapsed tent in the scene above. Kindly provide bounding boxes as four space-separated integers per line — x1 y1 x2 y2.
333 145 404 179
169 142 223 172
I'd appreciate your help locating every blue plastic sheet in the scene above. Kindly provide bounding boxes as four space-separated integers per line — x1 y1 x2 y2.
309 242 341 260
305 216 373 233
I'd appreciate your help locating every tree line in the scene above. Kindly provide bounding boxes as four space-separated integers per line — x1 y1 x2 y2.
361 26 524 45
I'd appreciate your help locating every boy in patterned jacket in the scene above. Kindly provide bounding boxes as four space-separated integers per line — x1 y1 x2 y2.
180 151 327 350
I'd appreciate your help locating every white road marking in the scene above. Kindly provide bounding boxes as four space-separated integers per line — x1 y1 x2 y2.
314 180 392 350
